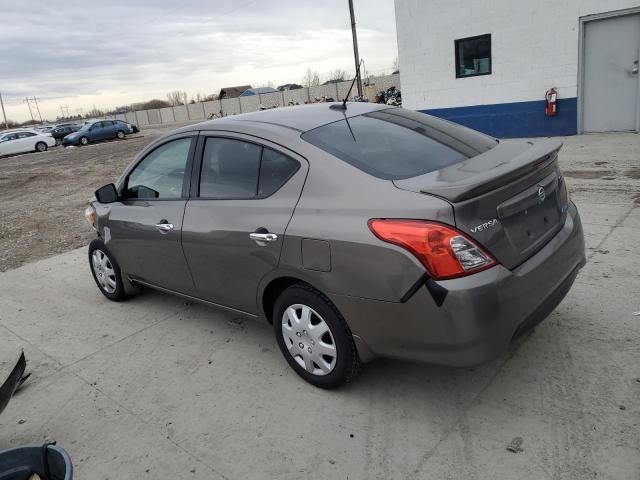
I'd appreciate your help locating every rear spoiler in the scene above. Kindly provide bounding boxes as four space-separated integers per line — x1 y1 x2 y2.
394 139 563 203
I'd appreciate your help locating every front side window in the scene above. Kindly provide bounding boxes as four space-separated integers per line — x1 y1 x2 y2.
455 34 491 78
302 108 497 180
125 137 192 199
17 132 36 138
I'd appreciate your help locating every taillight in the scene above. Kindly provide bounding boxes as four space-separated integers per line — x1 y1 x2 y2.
368 219 497 280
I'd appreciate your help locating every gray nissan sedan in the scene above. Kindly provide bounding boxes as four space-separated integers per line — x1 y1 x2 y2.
85 103 585 388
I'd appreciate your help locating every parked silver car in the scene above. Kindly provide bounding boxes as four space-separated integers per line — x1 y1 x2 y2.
85 103 585 388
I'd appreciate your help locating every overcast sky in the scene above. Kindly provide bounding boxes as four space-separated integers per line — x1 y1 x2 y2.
0 0 397 122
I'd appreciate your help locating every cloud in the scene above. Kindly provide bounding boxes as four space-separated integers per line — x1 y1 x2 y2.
0 0 397 121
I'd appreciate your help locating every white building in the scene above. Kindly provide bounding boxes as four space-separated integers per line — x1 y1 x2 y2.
394 0 640 137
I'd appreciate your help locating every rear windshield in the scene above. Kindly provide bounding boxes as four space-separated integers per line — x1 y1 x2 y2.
301 108 497 180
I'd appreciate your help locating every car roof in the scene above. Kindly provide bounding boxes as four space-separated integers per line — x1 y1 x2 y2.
187 102 394 134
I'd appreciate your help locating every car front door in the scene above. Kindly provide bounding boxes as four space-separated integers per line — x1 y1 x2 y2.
89 122 106 140
0 134 19 155
181 134 308 314
104 133 197 294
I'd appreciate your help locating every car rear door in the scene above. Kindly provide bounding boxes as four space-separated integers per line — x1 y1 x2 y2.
14 132 37 153
181 133 308 314
104 133 198 294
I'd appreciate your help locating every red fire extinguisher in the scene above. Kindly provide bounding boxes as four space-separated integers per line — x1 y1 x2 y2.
545 87 557 116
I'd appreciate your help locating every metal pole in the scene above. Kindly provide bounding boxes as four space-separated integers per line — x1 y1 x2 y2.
0 92 8 129
348 0 363 97
23 98 34 121
32 97 43 123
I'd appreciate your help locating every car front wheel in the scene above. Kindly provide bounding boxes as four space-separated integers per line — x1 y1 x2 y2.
79 136 89 145
273 284 360 388
88 240 128 301
35 142 47 152
116 130 125 139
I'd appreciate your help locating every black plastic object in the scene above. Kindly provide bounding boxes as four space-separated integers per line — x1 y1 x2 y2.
0 352 26 417
0 443 73 480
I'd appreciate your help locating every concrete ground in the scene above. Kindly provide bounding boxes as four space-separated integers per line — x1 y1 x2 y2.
0 133 638 479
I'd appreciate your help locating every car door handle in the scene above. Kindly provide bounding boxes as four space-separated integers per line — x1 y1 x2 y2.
249 232 278 243
155 221 174 233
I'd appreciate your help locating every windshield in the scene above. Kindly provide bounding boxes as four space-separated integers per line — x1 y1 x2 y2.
301 108 497 180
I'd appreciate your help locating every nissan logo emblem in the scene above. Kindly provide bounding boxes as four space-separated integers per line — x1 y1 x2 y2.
537 186 546 203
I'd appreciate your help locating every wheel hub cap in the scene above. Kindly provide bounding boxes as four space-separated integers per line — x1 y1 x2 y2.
91 249 117 294
281 304 337 376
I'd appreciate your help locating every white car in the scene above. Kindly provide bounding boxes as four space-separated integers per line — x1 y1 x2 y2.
0 130 56 157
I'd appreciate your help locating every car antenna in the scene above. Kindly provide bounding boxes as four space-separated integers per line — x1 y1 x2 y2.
330 59 364 111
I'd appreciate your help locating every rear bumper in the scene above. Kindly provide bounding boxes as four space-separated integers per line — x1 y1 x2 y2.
332 202 586 366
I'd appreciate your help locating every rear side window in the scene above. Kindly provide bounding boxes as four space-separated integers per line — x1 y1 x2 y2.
199 138 299 199
301 108 497 180
259 148 300 197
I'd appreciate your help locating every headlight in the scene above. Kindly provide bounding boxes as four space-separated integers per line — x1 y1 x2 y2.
84 204 97 229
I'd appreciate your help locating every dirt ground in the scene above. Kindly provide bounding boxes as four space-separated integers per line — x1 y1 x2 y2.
0 135 161 271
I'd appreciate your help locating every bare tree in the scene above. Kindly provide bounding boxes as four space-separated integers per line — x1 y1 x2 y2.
302 68 321 88
166 90 188 106
392 57 400 73
327 69 347 82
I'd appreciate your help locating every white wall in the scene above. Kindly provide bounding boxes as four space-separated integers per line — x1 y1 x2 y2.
395 0 640 110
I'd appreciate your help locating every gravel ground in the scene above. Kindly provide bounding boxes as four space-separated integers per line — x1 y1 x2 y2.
0 134 162 272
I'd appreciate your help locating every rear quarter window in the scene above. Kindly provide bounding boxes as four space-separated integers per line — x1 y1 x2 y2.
301 108 497 180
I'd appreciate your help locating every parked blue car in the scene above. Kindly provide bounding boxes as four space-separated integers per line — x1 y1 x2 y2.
62 120 130 146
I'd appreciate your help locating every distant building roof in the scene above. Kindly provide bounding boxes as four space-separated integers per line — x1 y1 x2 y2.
219 85 252 99
322 79 344 85
239 87 279 97
277 83 303 91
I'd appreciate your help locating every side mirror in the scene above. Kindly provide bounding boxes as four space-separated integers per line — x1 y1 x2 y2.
95 183 118 203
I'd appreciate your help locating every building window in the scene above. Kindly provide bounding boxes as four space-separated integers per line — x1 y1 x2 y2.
455 34 491 78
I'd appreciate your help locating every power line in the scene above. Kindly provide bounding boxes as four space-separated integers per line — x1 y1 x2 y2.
31 97 43 123
0 93 8 129
23 98 34 122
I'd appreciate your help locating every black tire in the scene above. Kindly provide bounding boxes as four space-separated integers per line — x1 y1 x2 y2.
35 142 47 152
79 136 89 146
116 130 125 139
88 239 129 302
273 284 360 389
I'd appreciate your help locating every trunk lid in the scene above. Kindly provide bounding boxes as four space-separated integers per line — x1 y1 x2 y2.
394 139 569 269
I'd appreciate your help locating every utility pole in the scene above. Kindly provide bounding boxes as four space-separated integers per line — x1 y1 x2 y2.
23 97 35 122
348 0 363 97
0 92 8 129
59 105 70 118
31 97 43 123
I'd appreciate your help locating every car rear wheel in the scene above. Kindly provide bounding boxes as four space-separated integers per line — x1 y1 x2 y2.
35 142 47 152
273 284 360 388
88 240 128 301
116 130 125 139
79 136 89 146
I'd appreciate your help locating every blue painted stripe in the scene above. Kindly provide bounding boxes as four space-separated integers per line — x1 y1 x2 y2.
420 98 577 138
